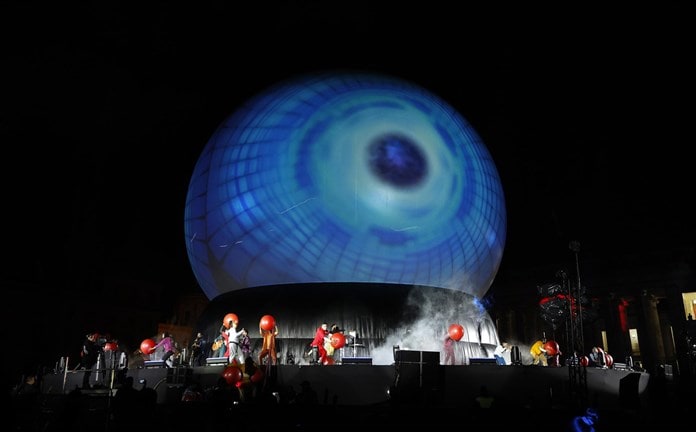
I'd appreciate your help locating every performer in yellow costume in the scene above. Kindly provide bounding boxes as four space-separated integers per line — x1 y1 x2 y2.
530 340 548 366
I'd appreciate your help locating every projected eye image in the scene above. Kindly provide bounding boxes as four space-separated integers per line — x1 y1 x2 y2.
184 72 506 300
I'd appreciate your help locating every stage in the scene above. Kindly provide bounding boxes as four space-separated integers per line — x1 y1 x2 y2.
42 361 650 411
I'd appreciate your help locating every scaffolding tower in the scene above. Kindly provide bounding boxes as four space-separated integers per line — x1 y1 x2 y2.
567 240 587 408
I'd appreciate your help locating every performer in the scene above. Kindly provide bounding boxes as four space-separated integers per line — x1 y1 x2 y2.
212 325 227 357
443 335 455 365
240 328 252 361
80 333 101 388
225 320 245 365
190 332 207 366
589 347 606 368
493 342 511 365
530 339 548 366
222 324 231 358
546 341 562 367
310 323 330 365
152 333 175 368
324 324 343 361
258 323 279 366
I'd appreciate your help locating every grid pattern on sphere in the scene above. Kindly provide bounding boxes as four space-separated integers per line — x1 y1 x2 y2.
185 72 506 300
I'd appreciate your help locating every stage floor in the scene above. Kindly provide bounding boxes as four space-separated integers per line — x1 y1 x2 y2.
42 362 649 411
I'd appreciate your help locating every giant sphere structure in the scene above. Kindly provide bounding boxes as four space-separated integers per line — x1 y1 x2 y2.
185 71 506 300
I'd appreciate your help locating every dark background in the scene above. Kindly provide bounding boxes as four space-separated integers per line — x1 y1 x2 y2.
2 3 693 369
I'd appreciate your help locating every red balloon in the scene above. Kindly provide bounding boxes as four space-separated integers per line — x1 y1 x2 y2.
223 313 239 329
330 332 346 349
250 368 264 383
605 353 614 368
259 315 276 331
580 356 589 367
448 324 464 341
104 342 118 352
140 338 156 355
543 340 560 356
222 365 242 385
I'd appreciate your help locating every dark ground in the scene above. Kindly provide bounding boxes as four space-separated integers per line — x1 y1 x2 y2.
9 368 695 431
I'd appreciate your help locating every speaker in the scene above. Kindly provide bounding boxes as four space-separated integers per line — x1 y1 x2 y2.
206 357 229 366
421 351 440 365
342 357 372 365
394 350 440 364
394 350 421 363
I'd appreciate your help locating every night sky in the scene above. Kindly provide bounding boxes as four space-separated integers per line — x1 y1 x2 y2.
3 3 694 361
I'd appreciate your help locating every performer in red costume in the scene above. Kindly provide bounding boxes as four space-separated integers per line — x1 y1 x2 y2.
310 323 330 365
220 324 230 358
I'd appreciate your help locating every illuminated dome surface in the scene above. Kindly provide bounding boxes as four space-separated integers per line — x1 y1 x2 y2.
185 71 506 300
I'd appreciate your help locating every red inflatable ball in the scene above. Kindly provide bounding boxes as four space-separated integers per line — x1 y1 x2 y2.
448 324 464 341
543 340 560 357
330 332 346 349
104 342 118 352
140 338 156 355
580 356 589 367
604 353 614 368
223 313 239 329
259 315 276 331
222 365 243 385
250 368 264 383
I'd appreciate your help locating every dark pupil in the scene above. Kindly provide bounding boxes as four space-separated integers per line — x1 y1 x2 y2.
367 134 427 188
